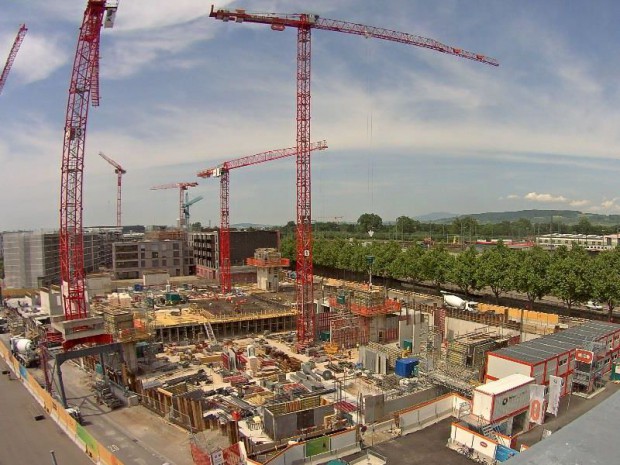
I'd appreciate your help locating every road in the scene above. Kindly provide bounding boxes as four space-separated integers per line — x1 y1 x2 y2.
0 356 93 465
0 335 193 465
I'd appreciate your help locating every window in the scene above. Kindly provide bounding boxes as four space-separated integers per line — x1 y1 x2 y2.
152 251 159 259
152 260 159 267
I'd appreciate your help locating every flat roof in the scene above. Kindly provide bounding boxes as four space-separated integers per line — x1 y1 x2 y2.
508 389 620 465
476 374 534 395
490 320 620 365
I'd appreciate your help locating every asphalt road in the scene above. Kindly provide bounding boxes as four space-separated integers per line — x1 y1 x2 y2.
0 356 93 465
0 335 191 465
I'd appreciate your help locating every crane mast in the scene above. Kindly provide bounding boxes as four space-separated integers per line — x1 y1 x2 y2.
98 151 126 228
197 140 328 294
60 1 118 325
151 182 199 230
0 24 28 96
210 6 497 346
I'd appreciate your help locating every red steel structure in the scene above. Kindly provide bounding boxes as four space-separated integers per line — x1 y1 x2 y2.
210 7 498 346
60 1 118 323
98 151 126 227
197 140 328 294
0 24 27 96
151 182 199 230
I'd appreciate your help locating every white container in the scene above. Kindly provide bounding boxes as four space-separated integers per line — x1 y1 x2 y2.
472 373 534 423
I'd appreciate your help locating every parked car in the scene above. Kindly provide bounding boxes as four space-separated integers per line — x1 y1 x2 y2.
586 300 603 310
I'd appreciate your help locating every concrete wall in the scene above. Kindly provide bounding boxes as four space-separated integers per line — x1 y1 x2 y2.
265 404 335 440
364 385 448 423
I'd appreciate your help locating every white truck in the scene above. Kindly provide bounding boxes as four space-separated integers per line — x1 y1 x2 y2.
10 337 38 367
441 292 478 312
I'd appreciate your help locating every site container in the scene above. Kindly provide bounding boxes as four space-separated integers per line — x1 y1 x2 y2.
611 362 620 381
395 358 419 378
472 374 534 423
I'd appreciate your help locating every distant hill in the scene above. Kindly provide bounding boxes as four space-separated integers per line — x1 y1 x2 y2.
414 212 458 222
426 209 620 226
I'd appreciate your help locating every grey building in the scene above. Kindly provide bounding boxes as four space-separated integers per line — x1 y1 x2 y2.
2 229 118 289
112 239 184 279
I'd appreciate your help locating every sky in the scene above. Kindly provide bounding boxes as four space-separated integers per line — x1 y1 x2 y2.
2 1 620 231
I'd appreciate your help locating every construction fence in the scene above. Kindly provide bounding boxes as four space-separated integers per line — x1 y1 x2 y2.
0 342 125 465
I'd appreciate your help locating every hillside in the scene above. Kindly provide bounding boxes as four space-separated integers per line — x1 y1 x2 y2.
430 209 620 226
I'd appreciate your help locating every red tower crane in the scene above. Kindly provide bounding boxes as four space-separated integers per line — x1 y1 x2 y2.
210 6 498 346
59 1 118 333
197 140 328 294
0 24 28 96
151 182 199 229
98 151 126 228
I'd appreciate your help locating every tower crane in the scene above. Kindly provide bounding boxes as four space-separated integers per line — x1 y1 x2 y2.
98 151 126 228
59 0 119 338
210 6 498 346
0 24 27 96
183 193 204 229
197 140 328 294
151 182 199 230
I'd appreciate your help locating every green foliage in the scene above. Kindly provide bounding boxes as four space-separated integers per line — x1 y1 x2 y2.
357 213 383 233
395 216 421 234
421 245 453 290
511 246 552 309
592 248 620 320
548 245 593 311
449 246 479 295
477 242 514 301
392 244 425 283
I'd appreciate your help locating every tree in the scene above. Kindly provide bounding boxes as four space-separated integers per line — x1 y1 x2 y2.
392 245 425 283
368 241 402 279
421 245 453 290
357 213 383 233
449 246 479 295
512 246 552 310
280 236 295 261
592 248 620 321
477 242 514 302
573 217 595 235
548 245 593 313
395 216 421 234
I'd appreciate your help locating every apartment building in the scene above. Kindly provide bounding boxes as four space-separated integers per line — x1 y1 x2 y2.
2 229 119 289
189 230 280 282
112 239 184 279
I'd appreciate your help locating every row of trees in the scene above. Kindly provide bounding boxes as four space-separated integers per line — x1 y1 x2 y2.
279 214 619 242
280 237 620 320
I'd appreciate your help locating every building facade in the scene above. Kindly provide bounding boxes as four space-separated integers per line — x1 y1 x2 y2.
2 230 118 289
535 233 609 250
112 239 184 279
189 230 280 282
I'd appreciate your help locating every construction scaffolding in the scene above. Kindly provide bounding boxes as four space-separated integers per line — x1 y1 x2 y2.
446 327 513 371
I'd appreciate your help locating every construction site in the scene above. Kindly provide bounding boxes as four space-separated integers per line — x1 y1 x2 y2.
3 3 620 465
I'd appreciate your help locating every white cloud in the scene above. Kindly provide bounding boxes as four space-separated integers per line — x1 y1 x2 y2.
569 199 589 207
506 194 520 199
524 192 568 203
11 33 67 84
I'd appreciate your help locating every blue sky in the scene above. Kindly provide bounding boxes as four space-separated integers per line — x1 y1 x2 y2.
2 1 620 231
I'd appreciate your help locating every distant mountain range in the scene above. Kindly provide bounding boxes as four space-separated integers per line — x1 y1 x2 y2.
421 209 620 226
